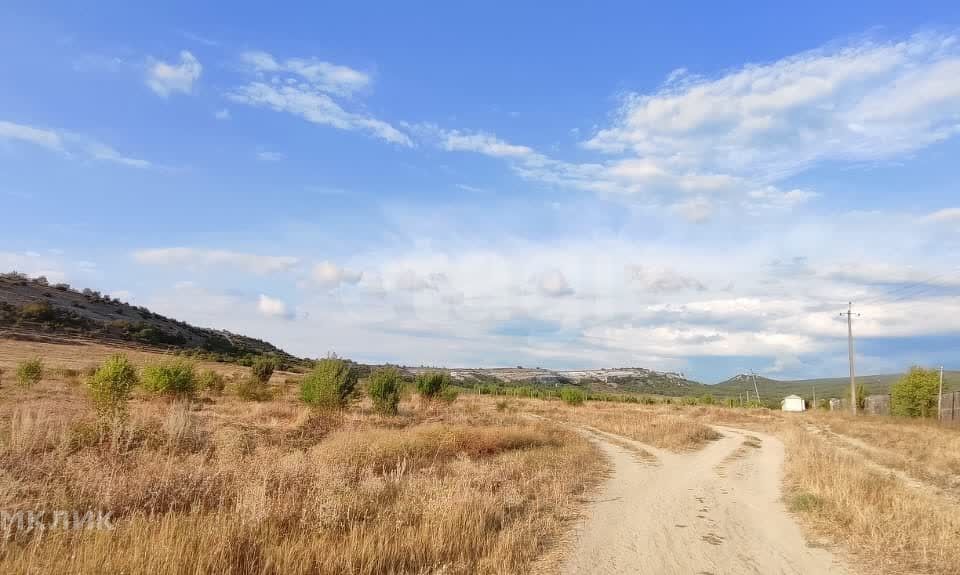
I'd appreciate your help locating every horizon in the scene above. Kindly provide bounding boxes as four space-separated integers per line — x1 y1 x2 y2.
2 2 960 381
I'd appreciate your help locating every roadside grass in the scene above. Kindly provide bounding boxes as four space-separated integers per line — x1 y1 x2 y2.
808 411 960 493
783 425 960 575
0 358 603 575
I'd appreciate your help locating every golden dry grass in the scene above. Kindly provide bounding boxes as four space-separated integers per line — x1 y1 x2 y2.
783 425 960 574
0 347 605 575
519 400 721 451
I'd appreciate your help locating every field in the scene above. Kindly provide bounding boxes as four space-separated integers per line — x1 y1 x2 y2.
1 340 959 574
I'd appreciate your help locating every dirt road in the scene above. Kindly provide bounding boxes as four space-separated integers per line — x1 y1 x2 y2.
561 425 848 575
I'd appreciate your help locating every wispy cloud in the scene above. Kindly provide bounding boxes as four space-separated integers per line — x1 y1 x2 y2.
257 294 293 319
311 261 363 287
256 150 284 162
0 120 152 168
133 247 299 274
147 51 202 97
229 50 411 146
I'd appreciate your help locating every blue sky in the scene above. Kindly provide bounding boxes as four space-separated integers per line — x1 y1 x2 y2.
2 1 960 382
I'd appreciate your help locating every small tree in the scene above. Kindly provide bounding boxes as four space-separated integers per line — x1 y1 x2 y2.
16 358 44 387
87 354 138 423
367 367 402 415
300 358 358 410
251 357 277 384
891 366 940 417
415 370 449 400
141 359 197 398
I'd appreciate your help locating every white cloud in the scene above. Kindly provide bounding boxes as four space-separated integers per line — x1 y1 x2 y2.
923 207 960 223
147 51 202 97
534 269 574 297
241 51 370 96
311 261 362 287
424 33 960 219
133 248 299 274
0 120 62 150
0 120 152 168
585 33 960 180
215 108 231 120
257 294 291 318
256 150 284 161
230 50 410 146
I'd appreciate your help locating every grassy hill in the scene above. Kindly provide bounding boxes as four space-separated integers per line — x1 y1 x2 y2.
712 371 960 402
0 272 301 367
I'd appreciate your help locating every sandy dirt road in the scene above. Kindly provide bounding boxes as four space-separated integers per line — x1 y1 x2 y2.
561 425 848 575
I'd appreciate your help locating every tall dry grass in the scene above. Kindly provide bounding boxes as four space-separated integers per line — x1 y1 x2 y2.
0 370 604 574
783 426 960 574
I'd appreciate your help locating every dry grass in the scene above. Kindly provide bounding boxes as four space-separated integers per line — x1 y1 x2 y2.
0 349 604 575
808 412 960 495
783 425 960 574
520 400 721 451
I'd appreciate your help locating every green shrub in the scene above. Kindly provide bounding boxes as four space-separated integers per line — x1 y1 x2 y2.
560 387 586 406
87 354 138 422
891 366 940 417
251 357 277 384
16 358 44 387
439 386 459 404
367 367 402 415
415 370 450 400
235 375 273 401
300 358 358 409
141 359 197 398
197 369 226 395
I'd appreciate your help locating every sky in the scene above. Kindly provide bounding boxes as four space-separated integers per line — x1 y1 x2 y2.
2 1 960 383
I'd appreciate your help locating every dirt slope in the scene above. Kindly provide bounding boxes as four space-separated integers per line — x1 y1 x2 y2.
561 425 848 575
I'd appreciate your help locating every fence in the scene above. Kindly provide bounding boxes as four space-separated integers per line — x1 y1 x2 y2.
942 391 960 425
828 392 959 424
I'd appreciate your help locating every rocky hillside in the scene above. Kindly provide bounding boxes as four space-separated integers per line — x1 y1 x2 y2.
0 272 298 366
413 366 715 397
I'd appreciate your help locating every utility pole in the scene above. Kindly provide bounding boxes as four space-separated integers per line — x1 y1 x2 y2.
938 365 945 422
813 385 817 410
840 302 859 415
750 370 761 403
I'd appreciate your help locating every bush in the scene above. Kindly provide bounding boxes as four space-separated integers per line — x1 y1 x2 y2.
141 359 197 398
415 370 450 400
560 387 586 406
235 375 273 401
16 358 44 387
251 356 276 384
300 358 358 409
87 354 138 422
439 386 459 404
197 369 225 395
891 366 940 417
367 367 402 415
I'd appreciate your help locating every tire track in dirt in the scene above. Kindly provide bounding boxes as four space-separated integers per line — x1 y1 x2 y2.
560 424 848 575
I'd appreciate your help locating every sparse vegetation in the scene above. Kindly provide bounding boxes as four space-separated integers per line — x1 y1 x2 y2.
87 354 138 423
15 357 43 387
300 357 359 409
197 368 226 395
141 358 197 398
250 356 277 384
415 370 450 400
560 387 586 406
367 366 402 415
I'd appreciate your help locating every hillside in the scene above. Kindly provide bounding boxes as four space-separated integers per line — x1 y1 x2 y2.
713 371 960 401
0 272 299 366
418 366 715 397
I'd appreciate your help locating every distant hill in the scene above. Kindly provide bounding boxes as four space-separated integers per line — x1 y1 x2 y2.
422 366 715 397
713 371 960 401
0 272 300 366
